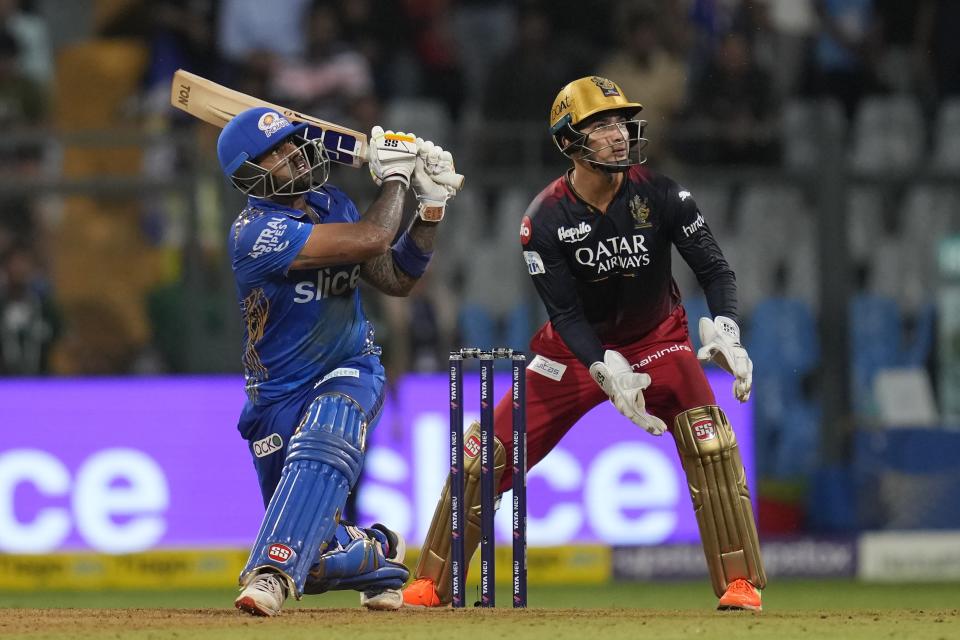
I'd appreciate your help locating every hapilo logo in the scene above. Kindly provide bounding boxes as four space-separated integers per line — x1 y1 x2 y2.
692 419 717 442
520 216 532 246
267 543 293 563
253 433 283 458
464 434 481 459
557 221 591 243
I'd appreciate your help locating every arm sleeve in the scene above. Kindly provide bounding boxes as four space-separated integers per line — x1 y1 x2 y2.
666 182 739 322
234 214 312 285
523 218 604 367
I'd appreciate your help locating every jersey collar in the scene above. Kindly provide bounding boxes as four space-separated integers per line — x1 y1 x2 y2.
248 189 333 220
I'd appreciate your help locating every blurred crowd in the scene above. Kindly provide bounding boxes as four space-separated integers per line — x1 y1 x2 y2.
0 1 957 472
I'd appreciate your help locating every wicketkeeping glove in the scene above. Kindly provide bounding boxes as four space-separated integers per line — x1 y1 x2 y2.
697 315 753 402
589 350 667 436
367 126 418 188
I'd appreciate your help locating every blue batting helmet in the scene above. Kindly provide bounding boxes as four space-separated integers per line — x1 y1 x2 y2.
216 107 329 197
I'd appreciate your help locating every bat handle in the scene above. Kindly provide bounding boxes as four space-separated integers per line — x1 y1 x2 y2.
433 172 466 191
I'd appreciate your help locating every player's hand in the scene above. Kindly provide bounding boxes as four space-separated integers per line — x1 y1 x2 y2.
411 138 458 221
697 315 752 402
368 126 418 188
589 350 667 436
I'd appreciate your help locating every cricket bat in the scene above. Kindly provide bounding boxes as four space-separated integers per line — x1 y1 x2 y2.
170 69 464 189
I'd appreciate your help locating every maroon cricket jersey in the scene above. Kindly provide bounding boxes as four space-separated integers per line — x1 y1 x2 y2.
519 165 737 367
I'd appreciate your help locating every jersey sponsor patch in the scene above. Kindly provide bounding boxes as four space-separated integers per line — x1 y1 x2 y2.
253 433 284 458
557 221 591 243
520 216 533 246
314 367 360 388
681 212 705 238
529 355 567 381
249 216 291 258
523 250 545 275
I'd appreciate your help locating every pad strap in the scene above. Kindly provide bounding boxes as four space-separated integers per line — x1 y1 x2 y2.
673 405 767 596
304 524 409 594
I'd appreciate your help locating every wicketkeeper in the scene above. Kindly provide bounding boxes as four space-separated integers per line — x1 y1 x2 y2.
403 76 766 611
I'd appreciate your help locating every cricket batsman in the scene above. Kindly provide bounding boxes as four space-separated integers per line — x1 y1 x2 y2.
218 107 460 615
403 76 766 611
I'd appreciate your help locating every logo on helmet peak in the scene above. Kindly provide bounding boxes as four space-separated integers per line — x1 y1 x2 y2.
257 111 292 137
590 76 620 97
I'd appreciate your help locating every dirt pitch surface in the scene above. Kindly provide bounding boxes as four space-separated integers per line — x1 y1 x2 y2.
2 607 957 640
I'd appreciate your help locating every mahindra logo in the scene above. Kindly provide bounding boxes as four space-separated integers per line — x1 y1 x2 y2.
557 221 591 243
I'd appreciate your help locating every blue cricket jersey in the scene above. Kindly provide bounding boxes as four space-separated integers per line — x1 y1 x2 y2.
230 186 379 404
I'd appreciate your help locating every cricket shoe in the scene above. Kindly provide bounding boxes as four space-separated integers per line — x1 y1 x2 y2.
361 523 407 611
401 577 442 608
717 578 762 612
235 571 289 617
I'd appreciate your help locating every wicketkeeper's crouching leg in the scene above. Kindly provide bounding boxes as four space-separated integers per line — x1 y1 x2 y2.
673 405 767 611
403 421 506 607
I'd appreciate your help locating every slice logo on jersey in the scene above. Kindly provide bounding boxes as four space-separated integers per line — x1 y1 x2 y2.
464 434 481 459
520 216 533 246
250 217 291 258
294 265 361 302
590 76 620 97
629 195 652 229
682 212 706 238
529 355 567 381
314 367 361 388
267 543 294 563
524 250 546 275
253 433 284 458
692 418 717 442
257 111 292 137
557 221 592 243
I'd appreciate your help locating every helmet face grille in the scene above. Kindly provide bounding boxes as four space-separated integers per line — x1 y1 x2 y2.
231 136 330 197
554 117 649 171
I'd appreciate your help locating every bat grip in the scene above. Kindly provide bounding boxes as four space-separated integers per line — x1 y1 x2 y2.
433 172 466 191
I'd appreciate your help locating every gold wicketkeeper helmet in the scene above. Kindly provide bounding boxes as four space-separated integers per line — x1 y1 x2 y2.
549 76 648 171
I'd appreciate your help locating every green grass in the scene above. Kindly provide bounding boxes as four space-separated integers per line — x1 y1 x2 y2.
1 582 957 640
3 580 960 610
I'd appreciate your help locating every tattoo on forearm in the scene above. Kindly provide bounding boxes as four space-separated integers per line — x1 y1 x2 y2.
361 252 416 296
360 217 441 296
363 181 407 234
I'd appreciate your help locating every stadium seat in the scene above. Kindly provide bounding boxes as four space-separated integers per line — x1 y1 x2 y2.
781 98 847 170
930 97 960 170
848 95 925 173
849 293 903 419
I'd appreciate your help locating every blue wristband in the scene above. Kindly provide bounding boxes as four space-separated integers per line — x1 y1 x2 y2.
391 233 433 278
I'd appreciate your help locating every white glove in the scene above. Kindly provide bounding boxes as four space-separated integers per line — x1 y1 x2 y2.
367 126 418 187
411 138 458 221
697 315 753 402
589 350 667 435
